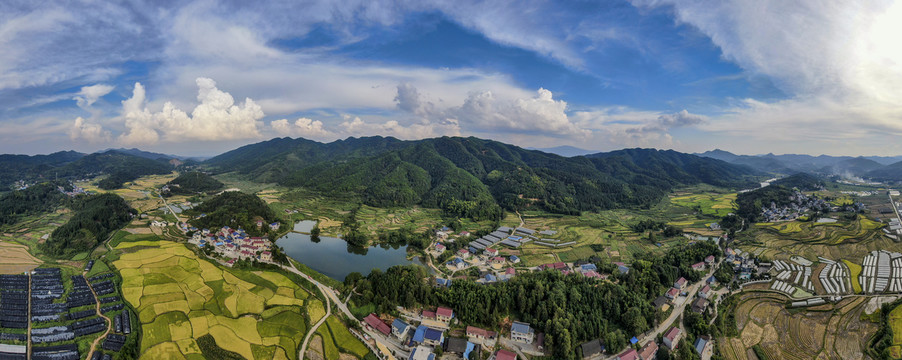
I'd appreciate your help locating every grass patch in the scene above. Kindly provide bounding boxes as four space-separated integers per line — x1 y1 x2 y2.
843 259 863 293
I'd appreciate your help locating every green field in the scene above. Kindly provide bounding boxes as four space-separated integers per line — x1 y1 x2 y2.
738 215 893 262
669 192 737 217
111 234 370 360
843 259 863 293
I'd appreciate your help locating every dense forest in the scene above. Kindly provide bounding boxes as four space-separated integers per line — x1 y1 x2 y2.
0 150 173 190
0 181 69 227
205 136 759 218
346 241 718 358
187 191 280 236
44 193 135 256
769 173 823 190
163 171 224 196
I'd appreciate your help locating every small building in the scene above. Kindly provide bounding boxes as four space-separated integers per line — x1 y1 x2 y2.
392 319 411 339
663 327 681 350
509 255 520 264
638 341 658 360
510 321 534 344
694 336 714 360
436 278 452 288
614 262 629 274
691 297 709 314
443 337 480 360
458 249 471 259
466 326 497 342
363 314 391 335
260 251 272 262
699 285 712 299
705 255 715 264
269 222 280 231
674 277 688 289
653 296 669 309
580 339 604 359
494 349 517 360
423 327 444 346
436 307 453 323
691 262 706 271
408 345 436 360
665 288 680 300
435 243 446 252
484 248 498 256
616 348 639 360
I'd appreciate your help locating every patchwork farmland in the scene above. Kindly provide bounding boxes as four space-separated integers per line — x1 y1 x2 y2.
111 238 372 360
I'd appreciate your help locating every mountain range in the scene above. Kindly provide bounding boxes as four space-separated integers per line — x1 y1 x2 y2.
696 149 902 181
205 136 759 216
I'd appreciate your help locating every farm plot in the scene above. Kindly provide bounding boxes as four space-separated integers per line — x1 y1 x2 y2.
669 192 737 217
718 291 878 360
112 239 369 360
0 241 41 274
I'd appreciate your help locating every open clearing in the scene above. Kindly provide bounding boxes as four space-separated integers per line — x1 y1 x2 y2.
0 241 42 273
111 235 370 360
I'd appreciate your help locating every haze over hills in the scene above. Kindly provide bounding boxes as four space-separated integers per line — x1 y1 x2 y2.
696 149 902 181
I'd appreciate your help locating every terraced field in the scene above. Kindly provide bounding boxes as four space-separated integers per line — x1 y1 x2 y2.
111 238 370 360
718 291 878 360
738 215 896 261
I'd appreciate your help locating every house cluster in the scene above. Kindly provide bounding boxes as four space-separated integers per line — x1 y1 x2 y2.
187 226 274 265
366 307 543 360
444 246 521 283
537 261 609 280
255 220 280 231
591 326 691 360
759 191 830 222
58 183 87 197
725 248 764 281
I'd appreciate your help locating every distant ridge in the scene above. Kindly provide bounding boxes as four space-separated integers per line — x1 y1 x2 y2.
526 145 596 157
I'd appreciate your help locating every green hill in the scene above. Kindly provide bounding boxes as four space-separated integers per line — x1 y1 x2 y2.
164 171 224 196
0 150 173 190
206 136 759 216
186 191 280 236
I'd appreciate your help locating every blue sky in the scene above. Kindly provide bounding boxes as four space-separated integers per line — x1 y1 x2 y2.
2 0 902 156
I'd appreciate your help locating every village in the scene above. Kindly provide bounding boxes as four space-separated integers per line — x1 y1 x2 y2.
184 223 277 266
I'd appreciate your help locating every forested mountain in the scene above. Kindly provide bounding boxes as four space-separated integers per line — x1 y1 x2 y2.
206 136 759 217
697 149 902 181
186 191 280 236
44 193 135 257
0 181 69 227
865 160 902 182
0 150 174 190
164 171 224 196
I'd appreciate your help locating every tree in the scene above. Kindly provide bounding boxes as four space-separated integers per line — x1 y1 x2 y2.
311 224 321 242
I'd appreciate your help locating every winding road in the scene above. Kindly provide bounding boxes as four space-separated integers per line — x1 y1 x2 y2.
297 278 331 360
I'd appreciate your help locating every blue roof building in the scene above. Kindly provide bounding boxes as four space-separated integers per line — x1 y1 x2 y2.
412 325 427 344
485 274 497 282
436 278 452 287
580 264 598 271
630 336 639 345
392 319 410 338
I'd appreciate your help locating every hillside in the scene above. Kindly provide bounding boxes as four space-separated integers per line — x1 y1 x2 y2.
44 193 135 257
0 150 174 190
206 136 759 216
865 160 902 182
164 171 224 196
187 191 280 236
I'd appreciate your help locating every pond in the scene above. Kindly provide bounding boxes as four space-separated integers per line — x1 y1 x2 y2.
292 220 316 233
277 231 429 281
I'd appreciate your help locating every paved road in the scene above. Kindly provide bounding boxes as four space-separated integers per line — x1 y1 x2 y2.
284 262 410 359
598 266 716 360
298 283 331 360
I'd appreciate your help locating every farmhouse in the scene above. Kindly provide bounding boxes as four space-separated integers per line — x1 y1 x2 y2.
409 345 436 360
494 349 517 360
580 339 604 359
436 307 454 323
393 319 411 339
691 297 709 314
443 337 480 359
699 285 712 299
363 314 391 335
694 336 714 360
691 262 706 271
466 326 497 342
616 348 639 360
663 327 681 349
638 341 658 360
510 321 535 344
674 277 688 289
665 288 680 299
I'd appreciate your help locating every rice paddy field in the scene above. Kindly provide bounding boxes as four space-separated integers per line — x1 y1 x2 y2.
669 192 737 217
0 240 42 273
110 235 371 360
718 291 878 360
887 304 902 358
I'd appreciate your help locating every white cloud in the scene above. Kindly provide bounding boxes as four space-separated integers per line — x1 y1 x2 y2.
68 117 111 144
119 78 264 145
271 118 332 139
632 0 902 148
338 115 460 139
73 84 114 110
